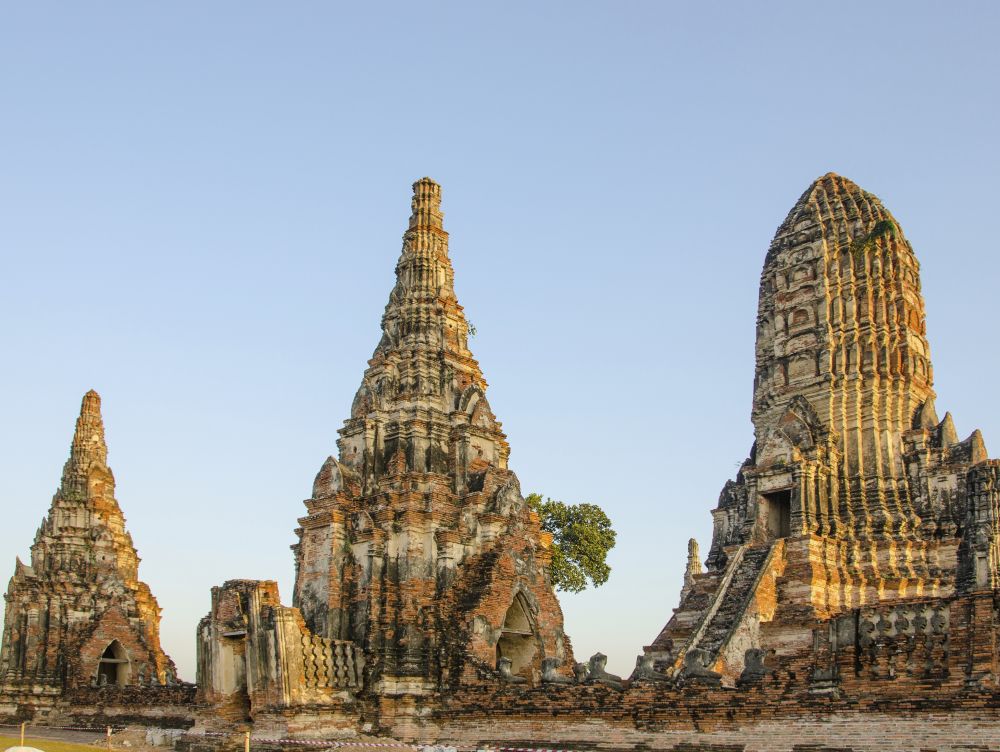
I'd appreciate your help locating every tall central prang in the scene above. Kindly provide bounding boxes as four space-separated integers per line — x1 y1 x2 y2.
648 174 999 687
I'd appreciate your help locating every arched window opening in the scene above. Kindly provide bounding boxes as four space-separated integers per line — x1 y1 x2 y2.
96 640 131 687
496 594 537 677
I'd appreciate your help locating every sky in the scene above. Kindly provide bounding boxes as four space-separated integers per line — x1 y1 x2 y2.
1 2 999 680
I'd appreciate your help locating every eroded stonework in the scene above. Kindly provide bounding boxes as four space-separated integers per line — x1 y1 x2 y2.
5 175 1000 751
197 179 573 733
190 176 1000 748
0 391 178 713
648 173 1000 686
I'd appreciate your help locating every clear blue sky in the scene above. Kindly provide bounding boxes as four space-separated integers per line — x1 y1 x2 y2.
2 2 998 679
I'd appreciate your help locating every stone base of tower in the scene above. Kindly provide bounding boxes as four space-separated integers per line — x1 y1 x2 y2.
0 688 59 723
179 583 996 746
650 531 968 687
193 552 576 738
241 705 362 739
0 684 197 728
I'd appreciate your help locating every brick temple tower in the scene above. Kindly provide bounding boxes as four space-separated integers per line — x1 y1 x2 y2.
649 174 1000 685
198 180 572 733
0 391 177 707
291 178 572 689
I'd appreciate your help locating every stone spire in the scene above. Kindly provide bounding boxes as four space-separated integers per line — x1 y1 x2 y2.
343 178 499 492
72 390 107 464
408 176 445 231
58 389 112 500
0 391 177 692
374 177 479 376
745 173 940 551
33 390 133 580
278 180 571 698
650 174 999 688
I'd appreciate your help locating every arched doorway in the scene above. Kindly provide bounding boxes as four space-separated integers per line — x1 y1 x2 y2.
496 594 537 676
96 640 131 686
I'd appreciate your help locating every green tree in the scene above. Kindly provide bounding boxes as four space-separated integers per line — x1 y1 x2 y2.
526 493 616 593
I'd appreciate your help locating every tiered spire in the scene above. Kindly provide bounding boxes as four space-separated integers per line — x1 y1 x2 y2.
374 177 474 366
651 174 995 687
338 179 502 489
1 390 177 690
408 176 445 231
745 173 943 561
59 389 111 497
31 390 134 580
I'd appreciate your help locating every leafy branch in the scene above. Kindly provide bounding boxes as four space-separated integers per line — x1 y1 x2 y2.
526 493 617 593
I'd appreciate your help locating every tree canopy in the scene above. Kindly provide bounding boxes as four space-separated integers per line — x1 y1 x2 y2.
525 493 616 593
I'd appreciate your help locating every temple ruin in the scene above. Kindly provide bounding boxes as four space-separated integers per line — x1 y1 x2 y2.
2 175 1000 750
196 178 572 735
647 173 999 687
0 391 182 719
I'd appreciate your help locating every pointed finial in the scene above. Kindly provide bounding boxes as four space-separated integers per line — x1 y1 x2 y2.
970 429 988 464
915 397 939 431
681 538 702 599
409 177 444 231
939 412 959 447
71 389 108 467
686 538 702 578
82 389 101 414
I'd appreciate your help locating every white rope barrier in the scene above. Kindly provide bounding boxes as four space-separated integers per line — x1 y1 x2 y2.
182 732 419 749
1 723 580 752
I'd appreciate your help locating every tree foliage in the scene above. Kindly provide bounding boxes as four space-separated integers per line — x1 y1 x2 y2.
525 493 616 593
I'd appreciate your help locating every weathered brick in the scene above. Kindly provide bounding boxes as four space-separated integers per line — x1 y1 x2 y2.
0 391 183 720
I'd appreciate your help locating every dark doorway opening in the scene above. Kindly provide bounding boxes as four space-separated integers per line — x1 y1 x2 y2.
96 640 130 686
762 490 792 538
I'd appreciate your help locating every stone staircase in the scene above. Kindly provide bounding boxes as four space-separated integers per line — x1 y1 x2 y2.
684 542 775 665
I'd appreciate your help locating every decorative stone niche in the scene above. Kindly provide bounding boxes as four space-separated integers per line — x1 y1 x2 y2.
496 594 537 677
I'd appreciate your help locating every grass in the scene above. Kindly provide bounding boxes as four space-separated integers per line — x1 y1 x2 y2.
849 219 898 258
0 735 105 752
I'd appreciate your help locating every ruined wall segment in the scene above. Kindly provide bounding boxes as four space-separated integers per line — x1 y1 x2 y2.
649 174 1000 686
0 391 178 707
